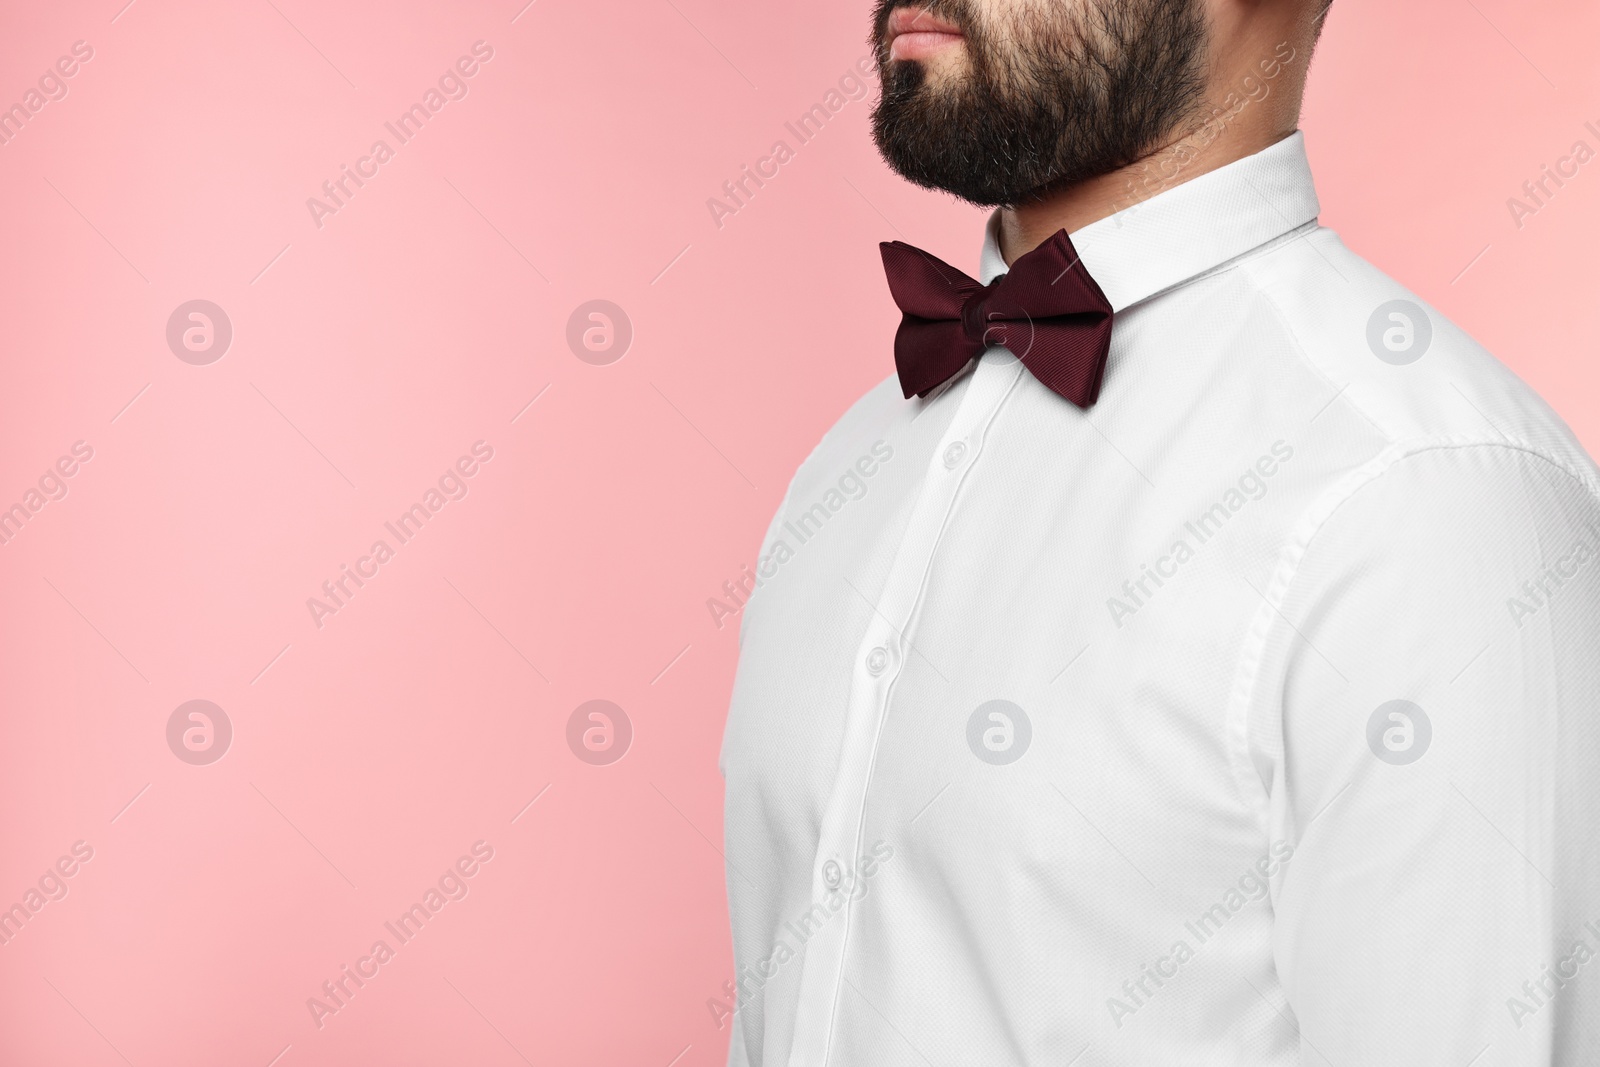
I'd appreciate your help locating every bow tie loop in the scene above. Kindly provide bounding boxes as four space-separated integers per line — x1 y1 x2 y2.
879 229 1114 408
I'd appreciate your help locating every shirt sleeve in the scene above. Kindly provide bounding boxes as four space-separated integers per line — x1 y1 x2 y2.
1247 442 1600 1065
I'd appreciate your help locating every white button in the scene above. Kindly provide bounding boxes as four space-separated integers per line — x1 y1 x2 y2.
822 860 842 889
943 440 968 469
865 646 889 675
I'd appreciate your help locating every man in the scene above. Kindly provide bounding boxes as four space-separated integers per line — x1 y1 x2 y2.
719 0 1600 1063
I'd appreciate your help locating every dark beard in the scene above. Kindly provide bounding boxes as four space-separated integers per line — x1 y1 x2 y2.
869 0 1211 207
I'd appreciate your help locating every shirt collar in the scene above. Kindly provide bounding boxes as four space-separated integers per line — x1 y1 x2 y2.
977 130 1320 312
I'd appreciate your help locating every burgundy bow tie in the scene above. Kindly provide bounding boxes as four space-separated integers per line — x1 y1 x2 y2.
880 229 1114 407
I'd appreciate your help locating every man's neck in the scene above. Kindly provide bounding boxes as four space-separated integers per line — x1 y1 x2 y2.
998 61 1305 265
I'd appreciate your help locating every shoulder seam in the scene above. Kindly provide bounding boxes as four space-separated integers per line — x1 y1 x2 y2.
1221 436 1600 838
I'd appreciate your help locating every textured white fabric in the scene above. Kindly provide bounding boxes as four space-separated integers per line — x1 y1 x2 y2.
719 132 1600 1067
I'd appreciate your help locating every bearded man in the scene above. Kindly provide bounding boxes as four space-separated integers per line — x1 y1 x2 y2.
718 2 1600 1064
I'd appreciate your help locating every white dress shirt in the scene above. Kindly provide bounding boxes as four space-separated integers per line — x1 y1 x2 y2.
719 132 1600 1066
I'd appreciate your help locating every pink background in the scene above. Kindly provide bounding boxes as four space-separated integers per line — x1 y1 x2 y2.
0 0 1596 1063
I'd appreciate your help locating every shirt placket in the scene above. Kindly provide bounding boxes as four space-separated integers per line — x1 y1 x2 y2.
784 351 1025 1067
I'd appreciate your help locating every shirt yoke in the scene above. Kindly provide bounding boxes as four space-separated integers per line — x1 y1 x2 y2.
1238 225 1599 498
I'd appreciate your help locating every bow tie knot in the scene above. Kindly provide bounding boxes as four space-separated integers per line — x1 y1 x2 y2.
958 284 1002 346
879 230 1114 408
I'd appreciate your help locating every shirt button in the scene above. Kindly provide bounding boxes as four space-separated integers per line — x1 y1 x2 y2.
865 646 890 675
822 860 842 889
943 440 968 469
